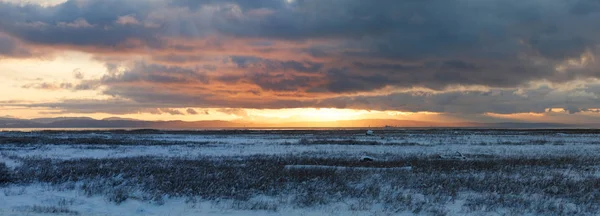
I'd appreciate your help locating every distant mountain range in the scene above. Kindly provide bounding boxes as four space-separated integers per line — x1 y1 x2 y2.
0 117 582 129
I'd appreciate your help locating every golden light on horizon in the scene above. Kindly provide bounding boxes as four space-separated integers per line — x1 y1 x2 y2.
1 106 446 124
247 108 372 122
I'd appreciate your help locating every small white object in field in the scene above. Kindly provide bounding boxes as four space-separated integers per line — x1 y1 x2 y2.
360 155 376 162
366 130 374 136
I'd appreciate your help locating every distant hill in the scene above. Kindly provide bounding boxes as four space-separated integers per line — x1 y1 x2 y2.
102 117 141 121
0 117 246 129
30 117 96 124
0 117 578 129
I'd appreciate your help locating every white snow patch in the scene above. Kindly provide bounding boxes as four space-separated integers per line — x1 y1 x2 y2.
0 184 421 216
0 153 21 169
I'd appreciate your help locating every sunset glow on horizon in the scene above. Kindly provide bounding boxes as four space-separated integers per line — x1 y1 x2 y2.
2 0 600 127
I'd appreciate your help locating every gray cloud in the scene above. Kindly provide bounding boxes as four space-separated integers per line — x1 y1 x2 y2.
0 33 32 57
250 73 317 92
322 59 561 92
21 82 74 90
101 62 208 85
0 0 162 49
230 56 323 73
160 108 184 115
6 83 600 116
1 0 598 87
73 69 84 79
186 108 198 115
1 0 598 60
217 108 248 117
317 84 600 115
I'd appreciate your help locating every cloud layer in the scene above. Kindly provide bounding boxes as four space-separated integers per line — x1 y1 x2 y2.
2 0 600 116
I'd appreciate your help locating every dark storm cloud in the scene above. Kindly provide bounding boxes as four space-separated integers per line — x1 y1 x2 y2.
0 0 164 46
1 0 598 61
2 0 597 90
323 60 557 92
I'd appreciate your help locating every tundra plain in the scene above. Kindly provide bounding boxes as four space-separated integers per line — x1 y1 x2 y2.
1 129 600 215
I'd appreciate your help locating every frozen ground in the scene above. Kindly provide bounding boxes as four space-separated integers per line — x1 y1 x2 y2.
1 129 600 215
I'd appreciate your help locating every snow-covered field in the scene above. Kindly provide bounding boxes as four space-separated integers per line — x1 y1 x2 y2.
1 129 600 215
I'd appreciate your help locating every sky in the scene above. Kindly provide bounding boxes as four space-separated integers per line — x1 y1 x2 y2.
1 0 600 125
